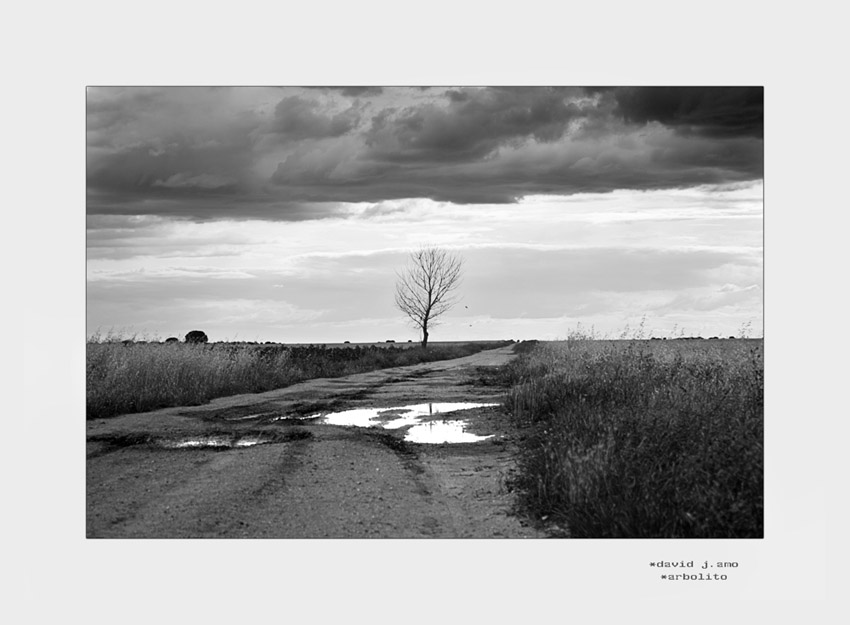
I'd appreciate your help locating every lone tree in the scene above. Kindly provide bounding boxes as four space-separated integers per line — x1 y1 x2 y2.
394 245 464 348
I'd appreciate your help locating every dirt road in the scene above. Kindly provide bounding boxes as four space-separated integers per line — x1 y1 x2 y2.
86 345 544 538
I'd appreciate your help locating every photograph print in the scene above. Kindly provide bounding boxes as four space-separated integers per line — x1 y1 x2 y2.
86 86 763 539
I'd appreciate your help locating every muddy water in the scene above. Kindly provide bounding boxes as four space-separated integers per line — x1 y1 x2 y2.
319 402 498 443
405 420 494 443
160 435 273 449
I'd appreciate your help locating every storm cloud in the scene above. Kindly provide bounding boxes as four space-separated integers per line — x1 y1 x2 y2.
609 86 763 138
87 86 763 220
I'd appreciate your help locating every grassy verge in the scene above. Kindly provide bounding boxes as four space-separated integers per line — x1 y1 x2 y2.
87 340 510 420
503 338 763 538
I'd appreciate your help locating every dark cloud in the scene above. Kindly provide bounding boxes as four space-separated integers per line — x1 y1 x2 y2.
303 86 384 97
85 87 165 135
87 144 244 198
607 87 763 138
363 86 589 163
87 89 260 206
338 86 384 97
269 96 360 140
269 120 762 205
87 190 348 222
152 172 236 190
87 86 764 220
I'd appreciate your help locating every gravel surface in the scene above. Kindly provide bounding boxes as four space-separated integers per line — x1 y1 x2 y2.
86 346 545 538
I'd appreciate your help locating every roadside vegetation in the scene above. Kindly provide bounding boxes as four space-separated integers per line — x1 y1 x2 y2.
87 338 511 420
503 334 763 538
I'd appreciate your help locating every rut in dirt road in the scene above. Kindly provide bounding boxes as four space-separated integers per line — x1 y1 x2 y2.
86 346 546 538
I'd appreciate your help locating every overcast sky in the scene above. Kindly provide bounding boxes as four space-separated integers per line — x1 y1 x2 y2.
86 86 763 342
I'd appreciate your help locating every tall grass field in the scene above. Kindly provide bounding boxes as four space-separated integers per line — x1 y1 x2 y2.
503 337 763 538
87 339 510 420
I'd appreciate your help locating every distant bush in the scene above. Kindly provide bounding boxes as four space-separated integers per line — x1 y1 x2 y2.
165 337 179 343
185 330 208 344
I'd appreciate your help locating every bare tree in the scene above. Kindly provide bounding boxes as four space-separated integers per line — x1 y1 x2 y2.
394 245 464 348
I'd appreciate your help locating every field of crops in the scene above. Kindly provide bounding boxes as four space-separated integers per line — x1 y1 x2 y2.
86 339 511 420
502 337 763 538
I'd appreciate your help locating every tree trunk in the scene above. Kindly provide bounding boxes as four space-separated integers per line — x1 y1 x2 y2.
421 327 429 348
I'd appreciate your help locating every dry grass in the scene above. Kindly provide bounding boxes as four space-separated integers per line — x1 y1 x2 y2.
86 338 510 419
503 336 763 538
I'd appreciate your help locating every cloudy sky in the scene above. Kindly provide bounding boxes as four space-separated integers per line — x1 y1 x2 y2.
86 86 763 342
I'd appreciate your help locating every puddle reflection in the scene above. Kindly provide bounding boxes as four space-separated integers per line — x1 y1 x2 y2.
404 420 495 444
320 402 498 443
321 402 496 428
163 436 232 449
161 435 272 449
271 413 322 422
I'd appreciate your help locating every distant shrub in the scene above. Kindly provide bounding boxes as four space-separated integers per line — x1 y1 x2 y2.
165 337 179 343
185 330 208 344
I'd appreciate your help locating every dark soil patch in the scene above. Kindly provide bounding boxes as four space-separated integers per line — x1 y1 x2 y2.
176 403 282 422
285 399 336 417
87 432 157 457
87 428 312 456
367 430 416 456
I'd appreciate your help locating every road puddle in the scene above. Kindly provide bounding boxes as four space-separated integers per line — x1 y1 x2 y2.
405 420 495 444
160 435 273 449
271 413 323 422
320 402 498 443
